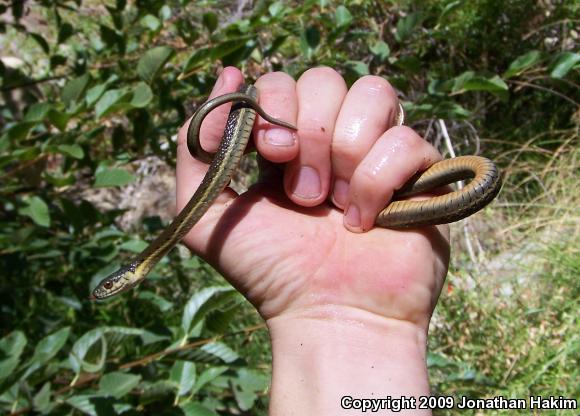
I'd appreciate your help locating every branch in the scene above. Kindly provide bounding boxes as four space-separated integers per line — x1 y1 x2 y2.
0 76 66 92
8 323 267 416
508 80 580 107
120 323 266 370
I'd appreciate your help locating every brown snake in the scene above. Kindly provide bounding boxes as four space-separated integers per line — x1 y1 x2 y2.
91 84 501 299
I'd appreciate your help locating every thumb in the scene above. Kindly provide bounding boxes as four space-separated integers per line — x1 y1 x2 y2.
175 67 245 250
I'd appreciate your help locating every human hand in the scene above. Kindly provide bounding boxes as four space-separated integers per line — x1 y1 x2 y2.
177 66 449 328
176 66 450 414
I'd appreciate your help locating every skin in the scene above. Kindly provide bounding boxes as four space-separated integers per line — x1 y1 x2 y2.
176 67 450 415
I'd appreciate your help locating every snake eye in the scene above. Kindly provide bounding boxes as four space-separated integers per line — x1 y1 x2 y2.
103 280 113 290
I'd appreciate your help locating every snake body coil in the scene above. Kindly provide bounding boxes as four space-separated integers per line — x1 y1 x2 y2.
91 84 501 300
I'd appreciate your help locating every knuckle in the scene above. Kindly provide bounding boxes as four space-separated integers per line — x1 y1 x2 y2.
332 141 366 166
385 126 424 150
353 162 381 191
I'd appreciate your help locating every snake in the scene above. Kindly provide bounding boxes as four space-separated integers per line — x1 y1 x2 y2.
90 84 501 300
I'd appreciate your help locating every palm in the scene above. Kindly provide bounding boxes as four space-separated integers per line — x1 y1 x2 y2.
183 182 449 327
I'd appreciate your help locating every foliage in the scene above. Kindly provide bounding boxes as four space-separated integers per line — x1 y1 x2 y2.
1 0 578 414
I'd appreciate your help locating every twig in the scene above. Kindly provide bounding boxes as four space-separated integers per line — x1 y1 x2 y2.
2 155 48 179
528 172 555 204
508 80 580 107
499 216 579 235
120 323 266 369
462 120 481 155
0 75 66 92
522 18 580 40
438 119 457 159
438 119 480 266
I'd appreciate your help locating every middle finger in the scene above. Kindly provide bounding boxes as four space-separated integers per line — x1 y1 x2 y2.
331 76 400 209
285 67 348 207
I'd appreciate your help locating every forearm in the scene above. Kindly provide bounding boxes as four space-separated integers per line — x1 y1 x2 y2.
267 305 432 415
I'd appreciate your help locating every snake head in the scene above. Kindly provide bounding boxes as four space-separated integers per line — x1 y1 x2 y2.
90 262 140 300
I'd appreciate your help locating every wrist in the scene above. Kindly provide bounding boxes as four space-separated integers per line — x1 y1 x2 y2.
267 305 432 415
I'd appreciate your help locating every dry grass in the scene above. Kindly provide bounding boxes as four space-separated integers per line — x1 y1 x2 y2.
429 127 579 413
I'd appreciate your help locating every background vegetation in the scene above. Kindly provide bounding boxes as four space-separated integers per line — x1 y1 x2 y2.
1 0 578 414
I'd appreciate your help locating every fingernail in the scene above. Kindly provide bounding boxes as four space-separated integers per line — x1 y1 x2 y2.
345 204 361 229
332 179 349 208
265 128 295 146
293 166 321 199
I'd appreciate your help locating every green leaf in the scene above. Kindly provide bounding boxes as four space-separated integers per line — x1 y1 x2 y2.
192 366 228 395
131 82 153 107
268 2 286 18
86 85 107 107
200 342 239 363
58 22 74 43
27 327 70 366
504 50 542 78
427 352 458 368
94 88 131 118
50 54 67 68
370 41 390 62
181 38 251 75
335 6 353 27
138 291 173 312
159 5 172 20
181 48 213 74
140 380 175 405
180 402 218 416
47 109 70 130
346 60 369 76
202 12 218 33
119 239 148 252
65 394 99 414
396 12 423 42
94 167 135 188
0 331 27 382
19 196 51 227
30 33 49 54
438 0 461 22
102 13 118 32
137 46 174 84
24 102 51 122
69 327 150 374
232 369 269 411
62 74 90 107
57 144 84 159
69 328 106 374
453 72 508 100
170 360 196 396
300 26 320 60
7 121 38 140
549 52 580 79
181 286 236 336
33 382 53 413
141 14 161 31
99 372 141 398
86 75 118 107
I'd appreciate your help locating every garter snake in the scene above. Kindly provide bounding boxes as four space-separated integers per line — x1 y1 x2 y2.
91 84 501 300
